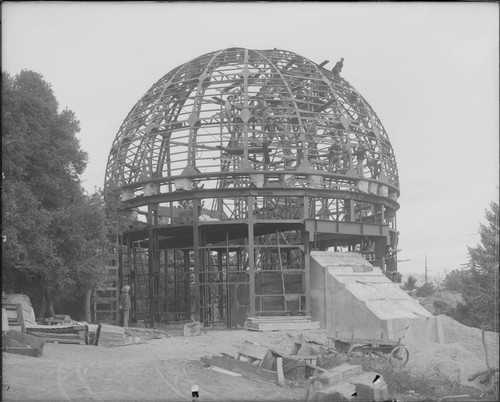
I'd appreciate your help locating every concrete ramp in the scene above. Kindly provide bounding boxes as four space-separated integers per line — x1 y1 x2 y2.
310 251 443 347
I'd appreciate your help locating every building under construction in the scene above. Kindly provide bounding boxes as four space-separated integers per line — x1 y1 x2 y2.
104 47 402 330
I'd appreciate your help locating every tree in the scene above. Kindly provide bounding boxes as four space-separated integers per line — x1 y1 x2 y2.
2 70 107 319
403 275 417 290
447 202 499 331
416 281 435 298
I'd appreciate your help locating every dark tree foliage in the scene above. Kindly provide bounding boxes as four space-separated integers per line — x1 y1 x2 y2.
415 281 435 298
2 70 107 319
444 202 499 331
403 275 417 290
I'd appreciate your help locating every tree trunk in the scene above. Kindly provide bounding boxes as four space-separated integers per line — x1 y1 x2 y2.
44 286 55 318
83 288 92 323
38 292 47 319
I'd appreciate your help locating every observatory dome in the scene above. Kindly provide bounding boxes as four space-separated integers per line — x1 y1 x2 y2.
105 48 399 200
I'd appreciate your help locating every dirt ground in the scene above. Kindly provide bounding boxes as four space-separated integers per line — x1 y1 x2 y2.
2 316 499 401
2 328 308 401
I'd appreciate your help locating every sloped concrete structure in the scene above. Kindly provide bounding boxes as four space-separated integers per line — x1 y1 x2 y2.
310 251 443 347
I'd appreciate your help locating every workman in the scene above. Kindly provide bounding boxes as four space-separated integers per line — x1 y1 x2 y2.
119 285 131 327
332 58 344 76
354 139 368 176
328 138 343 172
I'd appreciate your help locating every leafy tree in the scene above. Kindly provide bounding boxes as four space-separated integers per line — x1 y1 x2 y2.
415 281 436 298
403 275 417 290
444 202 499 331
2 70 107 320
443 268 468 292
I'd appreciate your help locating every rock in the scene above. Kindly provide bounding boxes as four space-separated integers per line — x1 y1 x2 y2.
183 321 201 337
350 372 389 402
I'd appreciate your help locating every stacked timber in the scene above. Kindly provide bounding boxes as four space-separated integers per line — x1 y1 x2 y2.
200 340 326 385
96 324 126 347
244 315 320 331
26 324 85 344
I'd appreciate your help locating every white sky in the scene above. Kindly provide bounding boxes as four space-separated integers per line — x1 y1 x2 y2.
2 2 499 278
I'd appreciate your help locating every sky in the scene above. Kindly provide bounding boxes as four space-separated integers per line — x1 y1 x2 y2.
2 2 499 279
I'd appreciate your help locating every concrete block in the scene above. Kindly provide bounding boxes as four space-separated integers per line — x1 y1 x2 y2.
350 371 389 402
183 321 201 336
316 382 356 402
317 363 362 387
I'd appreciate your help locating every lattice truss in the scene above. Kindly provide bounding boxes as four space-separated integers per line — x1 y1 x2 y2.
105 48 399 191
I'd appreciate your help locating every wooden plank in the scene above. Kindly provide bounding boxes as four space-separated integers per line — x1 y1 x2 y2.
276 357 285 386
244 321 320 331
210 356 278 382
3 347 41 357
247 315 312 321
260 350 275 370
210 366 242 377
16 304 26 332
238 343 270 360
3 330 45 354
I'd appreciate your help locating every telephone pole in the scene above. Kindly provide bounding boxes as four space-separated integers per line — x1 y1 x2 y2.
425 254 428 284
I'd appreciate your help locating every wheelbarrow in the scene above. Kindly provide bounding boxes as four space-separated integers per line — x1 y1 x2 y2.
331 324 412 368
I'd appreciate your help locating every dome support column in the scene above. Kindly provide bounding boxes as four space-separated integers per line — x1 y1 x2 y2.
247 195 256 317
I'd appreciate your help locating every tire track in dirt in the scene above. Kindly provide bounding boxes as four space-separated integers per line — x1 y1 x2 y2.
154 361 189 400
181 360 221 400
57 362 98 400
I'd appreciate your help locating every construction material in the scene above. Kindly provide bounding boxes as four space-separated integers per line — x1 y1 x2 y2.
244 316 320 331
276 357 285 386
209 355 278 382
4 294 37 327
210 366 242 377
2 330 45 357
26 324 86 344
3 303 26 332
96 324 126 347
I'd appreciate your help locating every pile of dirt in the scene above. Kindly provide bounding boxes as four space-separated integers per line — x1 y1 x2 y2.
406 314 499 391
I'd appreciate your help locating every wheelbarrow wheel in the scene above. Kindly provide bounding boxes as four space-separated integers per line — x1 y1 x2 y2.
389 346 409 368
347 344 365 365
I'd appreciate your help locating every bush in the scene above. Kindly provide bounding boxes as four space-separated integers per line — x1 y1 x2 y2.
403 275 417 290
443 269 467 292
416 282 436 297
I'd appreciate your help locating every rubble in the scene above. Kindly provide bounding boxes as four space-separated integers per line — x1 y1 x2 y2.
183 321 201 336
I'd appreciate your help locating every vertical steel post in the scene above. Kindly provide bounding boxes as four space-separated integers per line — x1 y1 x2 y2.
247 195 255 317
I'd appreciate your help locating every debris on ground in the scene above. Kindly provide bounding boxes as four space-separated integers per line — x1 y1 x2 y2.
183 321 201 336
2 330 45 357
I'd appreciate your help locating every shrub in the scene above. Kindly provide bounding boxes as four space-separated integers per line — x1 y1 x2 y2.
416 282 436 297
403 275 417 290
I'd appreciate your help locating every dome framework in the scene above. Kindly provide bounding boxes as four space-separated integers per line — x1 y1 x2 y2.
105 48 400 327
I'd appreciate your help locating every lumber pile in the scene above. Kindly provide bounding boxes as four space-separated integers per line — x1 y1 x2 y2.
200 340 326 385
26 324 86 344
2 330 46 357
244 315 320 331
96 324 126 347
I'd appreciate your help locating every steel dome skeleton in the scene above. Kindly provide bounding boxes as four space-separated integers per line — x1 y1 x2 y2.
104 48 400 327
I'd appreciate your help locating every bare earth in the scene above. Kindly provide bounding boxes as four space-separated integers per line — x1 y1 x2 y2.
2 328 307 401
2 316 499 401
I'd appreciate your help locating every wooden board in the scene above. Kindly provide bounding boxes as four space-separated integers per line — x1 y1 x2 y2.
210 356 278 382
238 343 270 360
260 350 275 370
244 320 320 331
